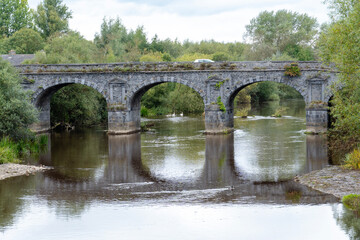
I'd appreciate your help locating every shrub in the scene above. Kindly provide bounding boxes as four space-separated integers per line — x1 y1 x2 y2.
284 62 301 77
217 96 226 113
272 106 288 117
0 135 48 164
343 148 360 170
343 194 360 212
0 58 38 140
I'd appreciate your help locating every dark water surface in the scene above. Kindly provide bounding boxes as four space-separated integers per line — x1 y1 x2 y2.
1 100 358 239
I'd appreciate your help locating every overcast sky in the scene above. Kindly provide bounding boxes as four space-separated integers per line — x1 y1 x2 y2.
28 0 330 42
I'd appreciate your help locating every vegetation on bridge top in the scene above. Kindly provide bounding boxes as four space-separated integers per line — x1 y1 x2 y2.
16 61 334 75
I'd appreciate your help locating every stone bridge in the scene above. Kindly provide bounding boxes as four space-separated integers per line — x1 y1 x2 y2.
17 61 337 134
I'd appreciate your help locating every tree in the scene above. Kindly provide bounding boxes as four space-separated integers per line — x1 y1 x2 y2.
5 28 44 54
0 58 37 140
28 31 97 64
319 0 360 153
34 0 72 38
0 0 33 37
50 84 107 127
244 10 318 60
94 17 128 61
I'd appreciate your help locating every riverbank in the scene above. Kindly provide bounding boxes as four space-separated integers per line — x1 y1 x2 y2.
0 163 52 180
295 166 360 199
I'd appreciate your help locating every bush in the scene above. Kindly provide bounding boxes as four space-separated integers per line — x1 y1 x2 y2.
343 194 360 212
343 148 360 170
284 63 301 77
0 137 18 164
0 135 48 164
0 58 37 140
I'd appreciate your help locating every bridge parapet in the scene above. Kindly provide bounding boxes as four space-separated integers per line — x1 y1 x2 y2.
16 61 335 74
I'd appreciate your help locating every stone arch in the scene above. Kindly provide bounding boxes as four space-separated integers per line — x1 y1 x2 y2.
128 77 207 111
225 77 307 108
33 79 108 109
30 78 109 133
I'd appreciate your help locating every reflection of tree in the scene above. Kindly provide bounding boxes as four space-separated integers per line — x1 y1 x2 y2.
47 129 108 180
333 204 360 240
0 176 36 229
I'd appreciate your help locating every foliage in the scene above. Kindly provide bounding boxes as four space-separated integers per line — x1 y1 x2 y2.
343 194 360 212
272 106 289 117
34 0 72 38
244 10 318 60
343 147 360 170
217 96 226 112
0 58 37 140
50 84 107 127
0 0 33 37
319 0 360 152
140 51 163 62
94 17 149 62
235 104 251 118
94 17 128 61
249 82 279 102
284 63 301 77
334 203 360 240
3 28 44 54
141 83 204 116
212 52 230 61
176 53 212 62
0 135 48 164
0 137 18 163
28 31 98 64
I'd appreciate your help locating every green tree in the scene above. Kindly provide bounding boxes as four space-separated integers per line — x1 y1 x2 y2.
0 58 37 140
34 0 72 38
50 84 107 127
5 28 44 54
319 0 360 153
94 17 128 61
212 52 230 61
244 10 318 60
28 31 97 64
0 0 33 37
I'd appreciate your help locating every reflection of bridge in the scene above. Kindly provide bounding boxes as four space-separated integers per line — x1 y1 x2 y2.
30 133 338 206
18 61 337 134
38 133 329 187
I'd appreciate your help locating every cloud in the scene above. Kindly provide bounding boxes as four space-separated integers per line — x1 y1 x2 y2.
27 0 330 42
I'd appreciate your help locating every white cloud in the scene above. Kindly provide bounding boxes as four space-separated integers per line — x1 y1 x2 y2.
27 0 330 42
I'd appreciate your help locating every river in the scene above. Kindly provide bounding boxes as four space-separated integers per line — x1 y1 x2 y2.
0 100 359 240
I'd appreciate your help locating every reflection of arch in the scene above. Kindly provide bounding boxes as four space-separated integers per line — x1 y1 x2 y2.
200 133 243 186
107 133 161 183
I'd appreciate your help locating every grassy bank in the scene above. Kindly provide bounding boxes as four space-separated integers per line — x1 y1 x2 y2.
0 135 48 164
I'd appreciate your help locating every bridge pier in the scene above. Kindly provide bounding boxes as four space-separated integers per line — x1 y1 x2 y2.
204 105 234 134
30 98 51 133
306 108 328 134
107 109 141 135
30 109 51 133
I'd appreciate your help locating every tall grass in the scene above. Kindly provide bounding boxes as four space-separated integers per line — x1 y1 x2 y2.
0 135 48 164
0 137 19 164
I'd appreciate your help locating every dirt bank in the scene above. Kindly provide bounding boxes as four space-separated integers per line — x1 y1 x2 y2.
0 163 52 181
295 166 360 200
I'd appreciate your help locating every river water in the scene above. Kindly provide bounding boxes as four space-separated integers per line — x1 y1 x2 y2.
1 100 359 239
